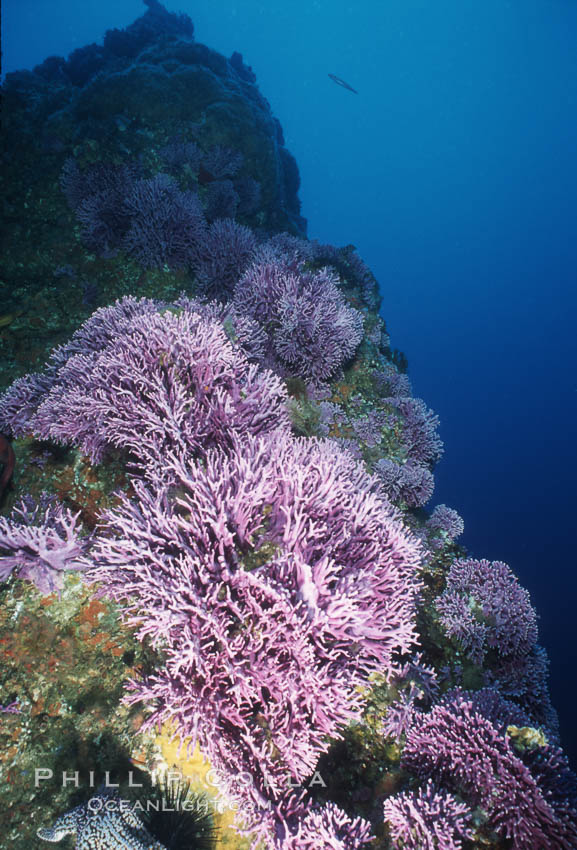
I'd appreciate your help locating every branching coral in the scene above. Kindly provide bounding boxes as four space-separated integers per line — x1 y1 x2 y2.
275 798 373 850
0 298 286 472
386 397 443 468
233 255 363 386
384 779 473 850
426 505 464 541
200 145 244 180
37 307 288 470
436 558 538 665
192 218 257 296
85 431 421 843
204 178 240 221
401 688 577 849
374 458 435 508
121 173 205 269
159 136 202 174
0 494 87 594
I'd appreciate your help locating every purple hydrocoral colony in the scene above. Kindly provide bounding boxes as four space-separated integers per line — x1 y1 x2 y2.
383 779 473 850
372 363 412 398
158 136 202 173
485 644 560 735
233 256 363 385
32 307 288 470
0 297 162 438
0 494 87 594
374 458 435 508
274 798 373 850
436 558 538 664
121 173 205 269
173 294 268 362
235 175 261 216
311 241 380 308
401 688 577 849
204 179 240 221
0 372 55 437
350 407 389 448
200 144 244 180
192 218 257 296
382 653 439 743
256 233 315 267
61 158 136 253
0 297 282 467
426 505 464 540
86 432 421 844
49 295 162 368
436 561 557 731
387 397 443 468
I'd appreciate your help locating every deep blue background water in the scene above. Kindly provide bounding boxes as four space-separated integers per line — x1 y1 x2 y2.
3 0 577 764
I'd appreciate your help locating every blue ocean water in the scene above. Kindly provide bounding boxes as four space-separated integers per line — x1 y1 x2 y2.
3 0 576 770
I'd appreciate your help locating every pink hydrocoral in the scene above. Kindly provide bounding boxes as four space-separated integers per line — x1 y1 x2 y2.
426 505 464 540
0 494 87 594
233 257 363 385
382 653 439 743
276 799 373 849
0 372 55 437
32 307 288 471
384 779 473 850
192 218 256 296
436 558 538 664
201 144 244 179
374 458 435 508
402 688 577 849
386 397 443 467
121 173 205 269
372 363 412 398
0 297 162 439
86 432 421 841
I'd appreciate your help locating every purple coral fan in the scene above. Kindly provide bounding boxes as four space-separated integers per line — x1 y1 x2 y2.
436 559 558 730
485 644 560 736
386 397 443 468
0 298 283 469
61 158 136 252
275 798 373 850
234 257 363 385
0 494 87 594
310 241 380 308
62 159 211 269
426 505 464 541
172 294 268 362
350 406 389 448
86 432 421 842
436 558 538 665
33 307 289 470
374 458 435 508
382 688 420 743
204 179 240 221
0 372 55 437
192 218 256 296
200 145 244 180
402 688 577 849
384 779 473 850
121 173 205 269
256 233 315 267
382 653 439 743
158 136 202 173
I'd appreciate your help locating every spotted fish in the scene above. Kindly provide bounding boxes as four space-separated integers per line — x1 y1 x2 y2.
37 793 166 849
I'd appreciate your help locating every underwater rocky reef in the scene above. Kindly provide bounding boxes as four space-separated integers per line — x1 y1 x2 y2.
1 2 576 849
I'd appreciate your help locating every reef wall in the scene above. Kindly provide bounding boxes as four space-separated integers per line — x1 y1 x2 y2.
1 3 576 849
